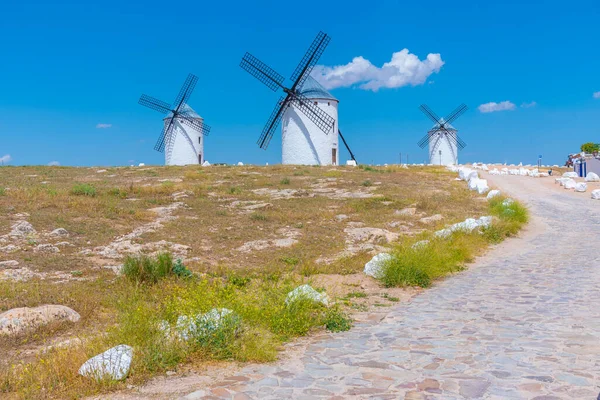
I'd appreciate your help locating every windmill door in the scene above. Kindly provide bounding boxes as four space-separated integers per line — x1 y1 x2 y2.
332 148 337 165
198 153 202 164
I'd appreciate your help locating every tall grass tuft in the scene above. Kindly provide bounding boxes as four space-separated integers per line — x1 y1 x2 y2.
71 183 97 197
122 253 192 284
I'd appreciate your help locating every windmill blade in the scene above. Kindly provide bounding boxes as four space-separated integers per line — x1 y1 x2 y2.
439 127 467 150
290 31 331 91
417 131 436 148
240 52 285 92
139 94 172 114
258 96 290 149
455 134 467 150
155 117 175 153
444 103 468 125
172 73 199 112
419 104 442 124
289 92 335 135
179 114 211 136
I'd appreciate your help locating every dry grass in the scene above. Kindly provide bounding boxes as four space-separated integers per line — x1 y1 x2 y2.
0 164 504 398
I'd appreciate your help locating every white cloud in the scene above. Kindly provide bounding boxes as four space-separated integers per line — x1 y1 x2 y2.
48 161 60 166
478 101 516 113
594 91 600 99
521 101 537 108
312 49 444 92
96 123 112 129
0 154 12 164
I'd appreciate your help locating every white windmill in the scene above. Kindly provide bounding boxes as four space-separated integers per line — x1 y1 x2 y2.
240 31 357 165
139 73 211 165
418 104 468 165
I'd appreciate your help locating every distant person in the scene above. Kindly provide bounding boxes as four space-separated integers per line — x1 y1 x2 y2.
548 168 553 176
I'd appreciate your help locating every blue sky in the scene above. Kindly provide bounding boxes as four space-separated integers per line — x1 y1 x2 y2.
0 0 598 166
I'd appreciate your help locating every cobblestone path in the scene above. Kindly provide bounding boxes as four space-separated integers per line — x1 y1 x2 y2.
180 176 600 400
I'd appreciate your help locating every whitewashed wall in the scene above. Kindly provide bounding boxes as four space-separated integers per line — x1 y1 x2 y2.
429 132 458 165
282 99 339 165
163 118 204 166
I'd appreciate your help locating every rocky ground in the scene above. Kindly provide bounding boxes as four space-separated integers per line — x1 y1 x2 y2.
1 164 492 395
100 170 600 399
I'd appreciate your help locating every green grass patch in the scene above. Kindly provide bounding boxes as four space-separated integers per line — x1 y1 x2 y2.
71 183 97 197
250 213 267 221
379 197 528 288
280 177 290 185
345 291 367 298
122 253 192 284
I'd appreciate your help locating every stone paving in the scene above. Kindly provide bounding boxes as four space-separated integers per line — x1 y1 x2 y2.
180 176 600 400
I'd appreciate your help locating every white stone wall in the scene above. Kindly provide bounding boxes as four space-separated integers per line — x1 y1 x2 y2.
429 132 458 165
282 99 339 165
163 118 204 166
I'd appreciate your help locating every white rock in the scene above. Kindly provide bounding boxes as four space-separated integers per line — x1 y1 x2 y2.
592 189 600 200
96 169 107 173
467 177 489 194
434 228 453 238
395 207 416 216
34 244 60 253
585 172 600 182
174 308 237 341
476 179 489 194
478 216 493 228
50 228 69 237
363 253 393 279
451 218 480 232
79 345 133 381
10 221 36 237
0 260 19 268
1 305 80 335
237 162 244 166
487 190 501 199
564 179 577 189
563 171 578 178
286 284 328 306
201 161 211 167
575 182 587 192
346 160 357 167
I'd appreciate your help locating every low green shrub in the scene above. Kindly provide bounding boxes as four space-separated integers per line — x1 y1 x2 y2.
324 307 352 332
280 177 290 185
172 259 193 278
71 183 96 197
122 253 175 284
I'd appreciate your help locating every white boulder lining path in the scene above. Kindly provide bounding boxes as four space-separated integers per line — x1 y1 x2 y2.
79 345 133 381
362 166 497 280
482 164 599 200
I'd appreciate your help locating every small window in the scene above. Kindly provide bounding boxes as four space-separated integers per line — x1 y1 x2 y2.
327 102 330 106
314 101 318 105
198 137 201 143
